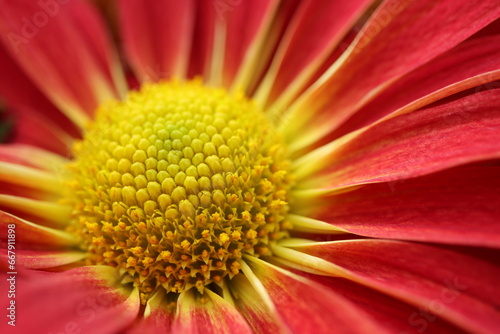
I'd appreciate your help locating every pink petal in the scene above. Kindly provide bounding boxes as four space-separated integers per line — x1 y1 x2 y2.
330 34 500 139
172 289 252 334
284 0 500 150
0 0 122 127
297 89 500 190
119 0 195 82
287 240 500 333
259 0 374 106
245 256 389 334
0 266 140 333
311 167 500 247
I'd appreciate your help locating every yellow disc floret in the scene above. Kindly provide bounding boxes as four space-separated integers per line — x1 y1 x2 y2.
65 80 293 303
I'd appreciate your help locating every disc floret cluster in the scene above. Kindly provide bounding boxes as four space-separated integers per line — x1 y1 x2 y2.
65 81 293 303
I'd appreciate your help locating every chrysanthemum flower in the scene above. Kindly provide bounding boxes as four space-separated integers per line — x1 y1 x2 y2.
1 0 499 333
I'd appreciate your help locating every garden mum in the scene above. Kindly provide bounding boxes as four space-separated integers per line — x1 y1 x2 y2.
0 0 499 333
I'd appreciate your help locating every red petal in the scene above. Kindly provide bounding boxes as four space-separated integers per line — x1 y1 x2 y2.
0 0 122 126
0 145 43 170
258 0 374 106
221 0 279 87
0 194 70 229
331 34 500 139
311 167 500 247
0 144 66 171
0 144 65 196
172 288 252 334
68 0 127 98
119 0 195 82
284 0 500 150
187 0 217 79
0 43 80 137
230 272 285 334
0 145 68 216
0 266 140 333
297 89 500 190
0 161 63 195
128 309 172 333
9 110 72 156
0 182 48 200
245 256 389 334
126 289 173 333
287 240 500 333
300 273 466 334
0 210 76 250
0 249 84 269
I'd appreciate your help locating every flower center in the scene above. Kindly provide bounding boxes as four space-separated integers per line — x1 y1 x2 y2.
65 80 293 303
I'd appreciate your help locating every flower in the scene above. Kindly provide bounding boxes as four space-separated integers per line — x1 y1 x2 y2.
0 0 499 333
